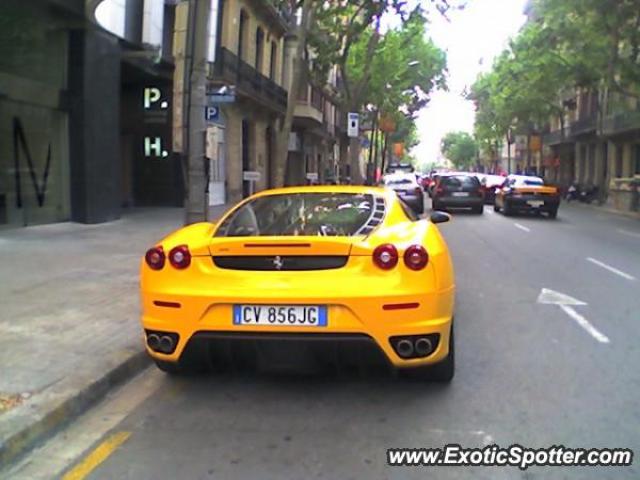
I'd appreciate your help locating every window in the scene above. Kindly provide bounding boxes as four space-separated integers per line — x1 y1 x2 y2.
399 200 420 221
215 193 378 237
238 10 248 61
442 175 480 188
269 41 277 80
515 177 544 186
615 145 623 177
255 27 264 72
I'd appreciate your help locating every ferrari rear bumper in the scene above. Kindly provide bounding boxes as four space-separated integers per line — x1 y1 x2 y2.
141 288 454 368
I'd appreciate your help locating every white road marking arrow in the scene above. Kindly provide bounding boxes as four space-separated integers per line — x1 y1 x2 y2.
537 288 610 344
537 288 587 306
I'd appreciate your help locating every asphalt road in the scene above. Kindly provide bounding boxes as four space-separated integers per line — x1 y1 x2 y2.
7 199 640 480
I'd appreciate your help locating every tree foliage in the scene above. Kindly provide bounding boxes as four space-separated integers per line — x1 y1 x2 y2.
470 0 640 148
440 131 478 169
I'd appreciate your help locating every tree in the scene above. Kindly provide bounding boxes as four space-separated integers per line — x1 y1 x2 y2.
471 0 640 150
269 0 453 186
270 0 316 189
440 131 478 169
307 2 450 184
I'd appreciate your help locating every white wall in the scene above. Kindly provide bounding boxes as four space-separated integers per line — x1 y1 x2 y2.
207 0 220 62
142 0 165 47
94 0 126 38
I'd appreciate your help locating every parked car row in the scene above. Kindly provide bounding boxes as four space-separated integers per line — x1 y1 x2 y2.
383 171 561 219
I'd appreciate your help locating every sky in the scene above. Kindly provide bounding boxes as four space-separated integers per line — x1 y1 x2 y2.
410 0 528 168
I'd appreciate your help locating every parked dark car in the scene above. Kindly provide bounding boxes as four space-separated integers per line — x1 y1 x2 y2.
383 173 424 214
431 174 484 214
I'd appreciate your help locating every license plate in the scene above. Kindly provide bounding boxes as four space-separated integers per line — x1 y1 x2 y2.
233 305 327 327
452 192 469 197
527 200 544 207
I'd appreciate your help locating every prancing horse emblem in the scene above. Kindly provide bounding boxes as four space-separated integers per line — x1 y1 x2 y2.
273 255 284 270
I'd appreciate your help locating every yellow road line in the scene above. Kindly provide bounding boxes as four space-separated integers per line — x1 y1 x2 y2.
62 431 131 480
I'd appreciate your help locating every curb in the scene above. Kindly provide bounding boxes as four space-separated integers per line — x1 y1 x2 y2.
568 201 640 220
0 349 150 468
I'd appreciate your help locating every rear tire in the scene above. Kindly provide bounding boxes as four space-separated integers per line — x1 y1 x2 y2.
548 208 558 219
502 200 512 216
493 203 500 212
152 343 208 375
473 205 484 214
403 321 455 383
154 359 183 375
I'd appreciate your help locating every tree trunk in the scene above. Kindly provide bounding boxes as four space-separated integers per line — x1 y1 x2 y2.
349 136 363 184
380 132 389 175
273 0 314 188
338 135 349 182
185 0 210 225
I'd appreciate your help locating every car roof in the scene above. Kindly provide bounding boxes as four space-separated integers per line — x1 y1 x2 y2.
439 172 475 177
509 175 543 182
250 185 390 198
383 173 417 181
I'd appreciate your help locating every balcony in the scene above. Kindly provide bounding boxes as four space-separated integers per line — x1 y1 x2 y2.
209 47 287 114
543 128 571 146
601 110 640 136
569 115 596 137
294 85 325 132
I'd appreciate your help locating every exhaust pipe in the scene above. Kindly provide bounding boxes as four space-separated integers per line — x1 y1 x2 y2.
414 337 433 357
159 335 175 353
396 339 414 358
147 333 161 351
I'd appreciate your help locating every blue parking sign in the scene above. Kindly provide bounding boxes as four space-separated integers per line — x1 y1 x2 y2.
205 106 219 122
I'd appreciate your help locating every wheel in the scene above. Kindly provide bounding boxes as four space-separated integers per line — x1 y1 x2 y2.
548 208 558 219
502 200 512 216
152 343 208 375
154 359 183 375
493 202 500 212
402 321 455 383
473 205 484 214
431 323 455 382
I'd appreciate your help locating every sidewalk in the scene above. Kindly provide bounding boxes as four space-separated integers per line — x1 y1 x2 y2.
0 205 230 466
565 200 640 221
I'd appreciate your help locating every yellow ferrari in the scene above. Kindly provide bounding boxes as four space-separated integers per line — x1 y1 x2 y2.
140 186 456 381
494 175 560 218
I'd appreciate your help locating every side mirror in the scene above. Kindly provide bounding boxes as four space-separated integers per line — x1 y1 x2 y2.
430 211 451 224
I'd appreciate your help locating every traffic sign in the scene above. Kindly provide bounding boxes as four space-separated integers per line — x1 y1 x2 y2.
348 112 359 138
242 171 261 182
205 106 219 122
207 85 236 104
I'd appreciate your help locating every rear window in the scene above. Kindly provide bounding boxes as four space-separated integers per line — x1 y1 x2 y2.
215 193 384 237
516 178 544 186
442 175 480 188
384 178 414 186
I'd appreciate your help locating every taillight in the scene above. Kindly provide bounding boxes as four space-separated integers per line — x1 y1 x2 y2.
169 245 191 269
404 245 429 270
145 246 165 270
373 244 399 270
